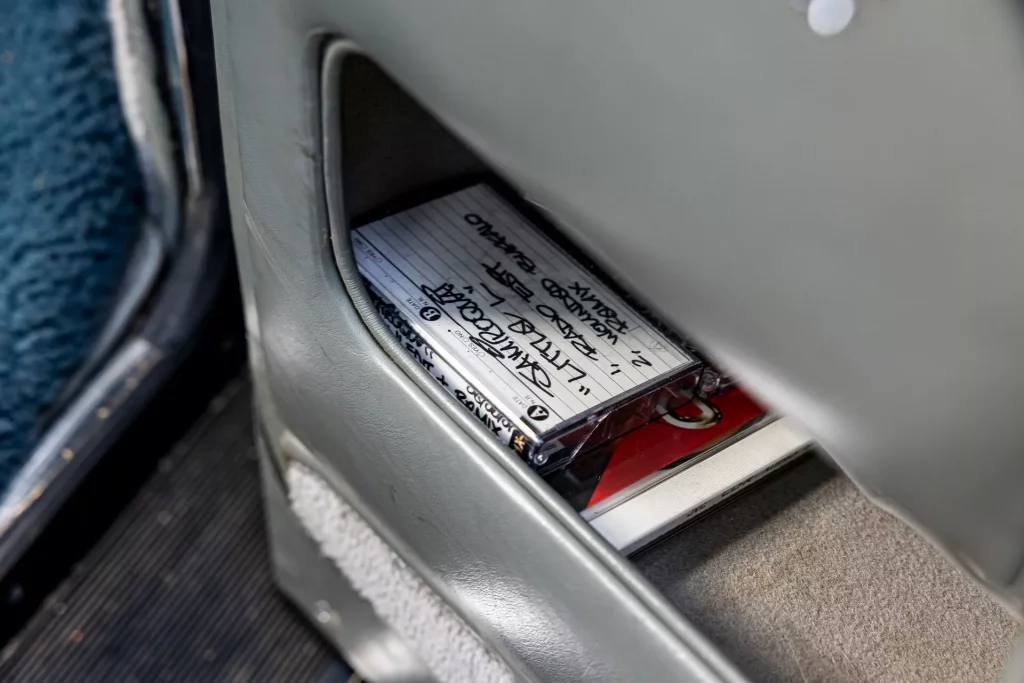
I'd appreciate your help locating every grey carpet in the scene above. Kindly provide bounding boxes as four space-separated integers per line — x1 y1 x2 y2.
0 381 339 682
636 457 1021 683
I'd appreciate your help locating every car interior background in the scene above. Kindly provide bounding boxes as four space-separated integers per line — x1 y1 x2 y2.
0 0 1022 682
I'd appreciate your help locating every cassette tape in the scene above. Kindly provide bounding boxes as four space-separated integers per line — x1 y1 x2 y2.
354 183 703 472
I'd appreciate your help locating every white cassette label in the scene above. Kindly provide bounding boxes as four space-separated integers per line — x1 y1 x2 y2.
353 184 695 424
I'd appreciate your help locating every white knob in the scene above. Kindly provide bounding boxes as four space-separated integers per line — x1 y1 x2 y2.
807 0 856 37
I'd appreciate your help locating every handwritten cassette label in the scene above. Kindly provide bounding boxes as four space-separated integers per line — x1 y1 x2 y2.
353 184 698 462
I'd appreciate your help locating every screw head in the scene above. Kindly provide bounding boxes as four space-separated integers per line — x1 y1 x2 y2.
315 600 333 624
807 0 855 37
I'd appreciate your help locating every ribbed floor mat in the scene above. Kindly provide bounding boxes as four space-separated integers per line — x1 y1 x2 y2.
0 381 339 683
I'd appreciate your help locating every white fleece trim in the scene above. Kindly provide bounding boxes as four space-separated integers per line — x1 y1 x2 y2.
286 462 516 683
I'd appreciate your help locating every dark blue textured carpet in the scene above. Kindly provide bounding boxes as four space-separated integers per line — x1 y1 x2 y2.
0 0 143 491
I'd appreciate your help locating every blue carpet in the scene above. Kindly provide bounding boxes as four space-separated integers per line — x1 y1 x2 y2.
0 0 143 491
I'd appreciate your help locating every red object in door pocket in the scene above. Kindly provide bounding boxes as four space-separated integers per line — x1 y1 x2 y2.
587 388 768 508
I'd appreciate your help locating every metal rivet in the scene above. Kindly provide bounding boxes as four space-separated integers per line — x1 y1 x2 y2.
315 600 333 624
808 0 855 37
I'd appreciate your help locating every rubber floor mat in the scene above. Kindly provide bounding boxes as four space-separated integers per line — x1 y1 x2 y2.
0 380 339 682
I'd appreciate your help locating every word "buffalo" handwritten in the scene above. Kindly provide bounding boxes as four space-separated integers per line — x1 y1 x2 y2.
464 213 536 274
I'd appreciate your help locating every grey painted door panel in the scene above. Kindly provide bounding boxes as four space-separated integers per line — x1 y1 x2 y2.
212 3 751 682
213 0 1024 680
291 0 1024 611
